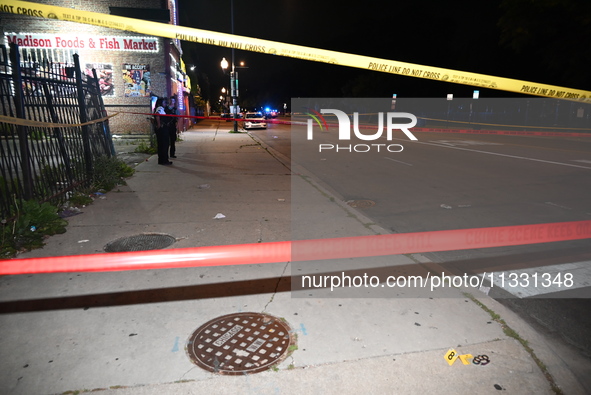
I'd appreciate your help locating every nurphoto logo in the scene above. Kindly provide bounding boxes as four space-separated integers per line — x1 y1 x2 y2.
306 109 418 153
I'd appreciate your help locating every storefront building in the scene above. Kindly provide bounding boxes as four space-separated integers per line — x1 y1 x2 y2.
0 0 189 134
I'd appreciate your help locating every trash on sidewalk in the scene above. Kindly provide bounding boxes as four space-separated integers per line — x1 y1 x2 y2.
213 213 226 219
59 207 83 218
479 285 491 295
92 191 107 200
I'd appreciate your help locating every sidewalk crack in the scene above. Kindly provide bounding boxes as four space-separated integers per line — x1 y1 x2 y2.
262 261 289 313
178 365 199 383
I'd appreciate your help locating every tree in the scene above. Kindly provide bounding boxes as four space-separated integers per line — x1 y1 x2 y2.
498 0 591 89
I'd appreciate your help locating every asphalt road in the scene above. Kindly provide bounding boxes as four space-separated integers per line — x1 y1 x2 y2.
249 117 591 371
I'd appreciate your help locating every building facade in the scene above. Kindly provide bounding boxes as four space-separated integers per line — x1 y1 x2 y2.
0 0 189 134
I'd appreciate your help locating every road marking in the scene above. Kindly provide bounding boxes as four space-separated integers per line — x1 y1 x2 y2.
405 140 591 170
384 157 413 166
482 261 591 298
429 140 503 147
545 201 572 210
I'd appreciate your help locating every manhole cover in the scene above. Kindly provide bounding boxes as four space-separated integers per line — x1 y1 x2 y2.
104 233 176 252
347 199 376 208
186 312 295 375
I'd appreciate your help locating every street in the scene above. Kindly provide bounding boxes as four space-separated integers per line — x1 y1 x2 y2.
248 116 591 380
2 119 589 394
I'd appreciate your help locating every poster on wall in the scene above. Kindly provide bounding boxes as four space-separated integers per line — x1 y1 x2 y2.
123 64 151 97
85 63 114 96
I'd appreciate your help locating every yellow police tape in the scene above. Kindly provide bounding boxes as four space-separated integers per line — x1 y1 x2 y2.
2 0 590 102
0 113 117 128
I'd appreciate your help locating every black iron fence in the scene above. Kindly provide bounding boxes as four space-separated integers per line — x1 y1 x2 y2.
0 43 114 220
299 97 591 132
398 97 591 131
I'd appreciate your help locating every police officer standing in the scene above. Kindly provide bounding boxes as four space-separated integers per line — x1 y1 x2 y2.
154 97 172 165
166 96 179 158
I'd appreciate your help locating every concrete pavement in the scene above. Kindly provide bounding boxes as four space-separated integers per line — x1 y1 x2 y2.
0 121 586 394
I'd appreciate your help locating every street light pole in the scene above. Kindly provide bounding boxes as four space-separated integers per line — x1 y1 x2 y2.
221 57 239 132
219 1 242 132
229 0 238 132
231 67 239 132
220 87 227 114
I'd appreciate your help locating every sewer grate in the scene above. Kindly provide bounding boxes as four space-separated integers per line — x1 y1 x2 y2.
347 199 376 208
186 312 294 375
104 233 176 252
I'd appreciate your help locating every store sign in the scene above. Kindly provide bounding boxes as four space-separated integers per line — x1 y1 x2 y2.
85 63 114 96
5 33 159 52
123 64 151 97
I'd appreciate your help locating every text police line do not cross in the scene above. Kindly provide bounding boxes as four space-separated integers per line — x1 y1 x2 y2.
307 110 418 153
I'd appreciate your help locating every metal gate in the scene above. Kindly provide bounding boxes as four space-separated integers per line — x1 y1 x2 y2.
0 43 114 219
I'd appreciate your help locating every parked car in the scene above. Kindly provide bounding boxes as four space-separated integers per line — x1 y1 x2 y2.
221 112 243 122
243 112 267 129
264 109 278 118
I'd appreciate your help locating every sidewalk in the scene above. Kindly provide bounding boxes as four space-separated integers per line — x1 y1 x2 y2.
0 122 585 394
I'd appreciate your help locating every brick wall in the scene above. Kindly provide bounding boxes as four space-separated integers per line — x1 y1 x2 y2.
1 0 181 135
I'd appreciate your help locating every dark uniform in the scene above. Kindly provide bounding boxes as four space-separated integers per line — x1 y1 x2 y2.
154 98 172 165
166 97 179 158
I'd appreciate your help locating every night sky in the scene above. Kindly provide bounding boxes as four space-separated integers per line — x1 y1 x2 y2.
178 0 591 110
